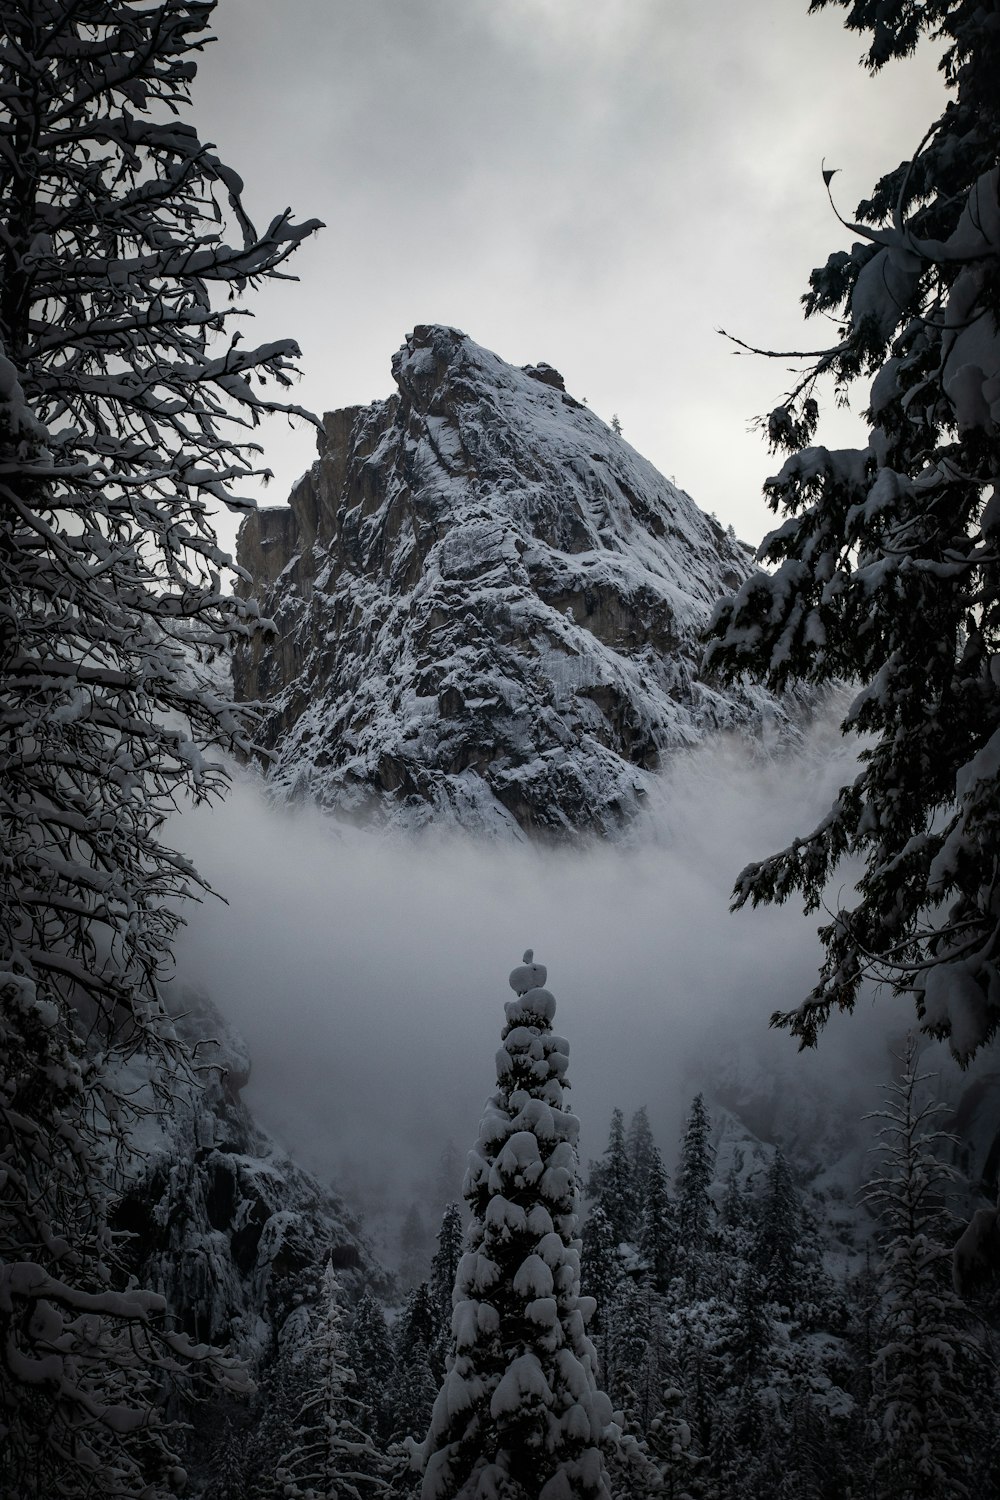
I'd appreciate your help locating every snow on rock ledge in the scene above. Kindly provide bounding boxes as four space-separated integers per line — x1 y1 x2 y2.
236 325 790 839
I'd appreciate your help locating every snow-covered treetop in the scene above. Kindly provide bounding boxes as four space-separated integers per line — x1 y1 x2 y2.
506 951 555 1029
509 951 546 995
419 958 616 1500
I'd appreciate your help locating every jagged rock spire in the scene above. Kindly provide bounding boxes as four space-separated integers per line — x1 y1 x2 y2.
235 327 789 839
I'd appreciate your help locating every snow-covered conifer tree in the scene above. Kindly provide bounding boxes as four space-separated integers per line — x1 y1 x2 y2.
580 1207 626 1333
0 0 318 1046
418 953 618 1500
638 1148 675 1296
675 1096 716 1295
864 1042 991 1499
704 0 1000 1062
0 3 318 1490
275 1262 389 1500
755 1150 801 1308
578 1202 630 1414
587 1110 636 1245
730 1264 771 1386
646 1379 706 1500
347 1294 396 1447
604 1276 654 1424
431 1205 466 1378
390 1282 439 1445
625 1109 658 1207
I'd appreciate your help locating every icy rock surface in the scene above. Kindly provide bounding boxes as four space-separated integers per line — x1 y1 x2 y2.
236 325 789 838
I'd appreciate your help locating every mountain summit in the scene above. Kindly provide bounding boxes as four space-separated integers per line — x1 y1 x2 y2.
235 325 784 837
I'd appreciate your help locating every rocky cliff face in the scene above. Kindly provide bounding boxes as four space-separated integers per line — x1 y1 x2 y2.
235 325 788 838
114 992 384 1365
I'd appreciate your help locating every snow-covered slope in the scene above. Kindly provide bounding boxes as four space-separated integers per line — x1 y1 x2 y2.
235 325 791 838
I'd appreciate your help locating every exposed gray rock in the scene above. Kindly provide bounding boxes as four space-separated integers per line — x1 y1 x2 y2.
114 991 386 1368
235 325 792 838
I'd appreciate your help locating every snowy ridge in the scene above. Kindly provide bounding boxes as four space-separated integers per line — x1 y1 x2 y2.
235 325 792 838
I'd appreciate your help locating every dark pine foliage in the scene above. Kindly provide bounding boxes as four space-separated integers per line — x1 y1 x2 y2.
705 0 1000 1060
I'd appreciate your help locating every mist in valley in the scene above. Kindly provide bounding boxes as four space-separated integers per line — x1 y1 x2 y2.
170 702 914 1263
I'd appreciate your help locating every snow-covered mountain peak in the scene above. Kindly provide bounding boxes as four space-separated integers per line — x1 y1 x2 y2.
392 322 566 407
235 325 791 838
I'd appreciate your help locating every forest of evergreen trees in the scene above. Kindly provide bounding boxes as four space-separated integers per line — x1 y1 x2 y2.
204 1044 1000 1500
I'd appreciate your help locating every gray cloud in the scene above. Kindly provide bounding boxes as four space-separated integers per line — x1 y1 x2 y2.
171 0 948 1243
192 0 944 558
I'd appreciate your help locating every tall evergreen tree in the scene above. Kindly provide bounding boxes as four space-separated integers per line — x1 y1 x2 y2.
418 953 617 1500
638 1147 675 1296
755 1150 801 1308
675 1095 716 1295
0 2 317 1491
719 1162 755 1257
731 1263 772 1386
587 1109 636 1244
275 1264 389 1500
626 1108 659 1206
580 1206 626 1335
605 1276 655 1426
705 0 1000 1061
390 1283 439 1447
673 1301 724 1476
864 1041 991 1499
430 1203 466 1380
347 1294 397 1448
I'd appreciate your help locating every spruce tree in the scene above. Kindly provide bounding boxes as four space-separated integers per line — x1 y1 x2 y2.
755 1150 801 1308
704 0 1000 1059
580 1205 626 1344
625 1108 658 1207
275 1263 389 1500
718 1163 756 1267
430 1203 466 1380
638 1148 675 1296
347 1294 397 1448
863 1041 991 1499
587 1109 636 1245
646 1379 706 1500
605 1276 654 1426
731 1264 771 1386
675 1096 716 1296
674 1304 722 1482
418 952 617 1500
390 1283 439 1446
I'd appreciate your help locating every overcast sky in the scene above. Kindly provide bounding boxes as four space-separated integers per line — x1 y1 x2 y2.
192 0 943 548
